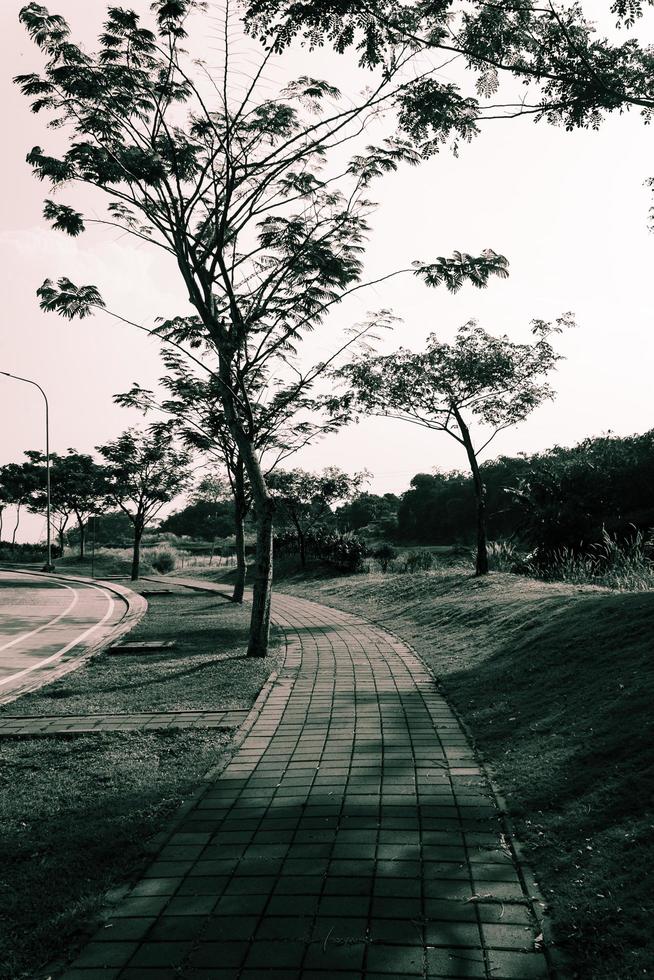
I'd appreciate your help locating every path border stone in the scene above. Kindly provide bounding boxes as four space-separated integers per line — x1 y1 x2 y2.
0 708 250 736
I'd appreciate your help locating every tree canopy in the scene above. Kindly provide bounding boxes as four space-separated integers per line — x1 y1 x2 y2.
336 316 571 572
17 0 509 654
270 466 367 566
244 0 654 141
97 428 192 579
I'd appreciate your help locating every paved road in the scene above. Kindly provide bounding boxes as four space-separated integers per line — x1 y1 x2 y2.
0 570 127 704
60 588 551 980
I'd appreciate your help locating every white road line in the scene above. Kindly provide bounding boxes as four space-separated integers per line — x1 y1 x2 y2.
0 575 79 653
0 575 116 688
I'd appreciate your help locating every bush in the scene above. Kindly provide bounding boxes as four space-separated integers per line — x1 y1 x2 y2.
274 528 366 572
374 543 397 572
150 547 177 574
528 528 654 591
401 549 433 573
487 539 521 572
0 541 62 562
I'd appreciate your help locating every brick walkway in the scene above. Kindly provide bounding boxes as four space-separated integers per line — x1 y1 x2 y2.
0 709 249 735
59 591 551 980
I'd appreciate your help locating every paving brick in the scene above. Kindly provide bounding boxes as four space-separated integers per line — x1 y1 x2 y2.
482 921 538 949
188 941 249 968
366 943 424 975
58 589 545 980
304 940 366 970
127 941 192 967
487 949 549 978
73 941 139 968
243 940 307 968
93 919 156 941
426 946 486 978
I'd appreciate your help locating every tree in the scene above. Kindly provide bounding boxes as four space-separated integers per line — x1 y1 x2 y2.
70 510 133 549
337 316 571 574
27 454 71 556
0 459 40 552
269 466 367 567
27 450 106 557
159 498 235 537
116 357 253 603
97 429 192 580
509 429 654 557
0 469 11 542
336 491 400 532
17 2 509 655
244 0 654 139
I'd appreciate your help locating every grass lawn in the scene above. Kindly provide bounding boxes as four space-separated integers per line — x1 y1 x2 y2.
0 584 282 716
280 564 654 980
0 581 282 980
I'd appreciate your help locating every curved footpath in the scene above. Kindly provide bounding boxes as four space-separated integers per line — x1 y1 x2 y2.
59 590 552 980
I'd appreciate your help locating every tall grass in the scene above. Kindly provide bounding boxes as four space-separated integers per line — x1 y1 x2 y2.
532 529 654 591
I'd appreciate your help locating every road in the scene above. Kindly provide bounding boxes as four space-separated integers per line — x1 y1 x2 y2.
0 570 127 704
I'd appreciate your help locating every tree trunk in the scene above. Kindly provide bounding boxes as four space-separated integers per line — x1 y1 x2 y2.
79 518 86 559
231 456 247 604
217 350 274 655
473 481 489 576
11 502 21 554
233 509 246 603
58 528 65 557
247 495 274 656
131 525 143 581
237 444 274 657
454 408 489 576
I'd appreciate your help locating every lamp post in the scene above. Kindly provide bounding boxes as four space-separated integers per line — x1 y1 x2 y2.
0 372 55 571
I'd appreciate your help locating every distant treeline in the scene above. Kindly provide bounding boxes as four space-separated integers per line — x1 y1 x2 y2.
337 430 654 555
72 430 654 560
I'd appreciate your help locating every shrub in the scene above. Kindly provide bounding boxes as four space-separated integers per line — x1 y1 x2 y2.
374 543 397 572
150 547 177 574
528 528 654 591
401 549 433 573
274 528 366 572
0 541 62 562
487 539 521 572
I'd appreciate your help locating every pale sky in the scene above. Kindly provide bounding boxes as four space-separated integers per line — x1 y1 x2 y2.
1 0 652 542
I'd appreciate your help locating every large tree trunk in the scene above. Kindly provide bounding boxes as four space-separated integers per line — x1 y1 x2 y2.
78 517 86 559
131 524 143 581
232 458 247 604
454 408 489 576
58 528 65 557
247 495 274 656
233 440 274 656
218 353 274 656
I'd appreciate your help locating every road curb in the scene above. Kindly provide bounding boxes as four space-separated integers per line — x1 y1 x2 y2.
0 568 147 707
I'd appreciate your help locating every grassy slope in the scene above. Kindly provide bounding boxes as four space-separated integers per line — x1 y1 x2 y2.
281 568 654 980
0 583 281 980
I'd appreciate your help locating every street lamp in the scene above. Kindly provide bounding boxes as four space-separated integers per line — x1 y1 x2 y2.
0 371 55 571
